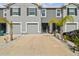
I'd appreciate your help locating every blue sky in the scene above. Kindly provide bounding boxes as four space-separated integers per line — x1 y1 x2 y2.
41 3 64 8
0 3 64 8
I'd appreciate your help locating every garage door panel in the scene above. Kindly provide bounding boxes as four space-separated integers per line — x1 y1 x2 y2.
27 23 38 34
13 23 21 34
66 23 77 32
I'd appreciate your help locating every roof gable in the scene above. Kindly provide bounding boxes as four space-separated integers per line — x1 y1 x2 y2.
63 3 79 8
4 3 40 8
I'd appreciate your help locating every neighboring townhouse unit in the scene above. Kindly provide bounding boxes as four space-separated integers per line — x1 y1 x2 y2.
41 5 62 33
0 5 6 34
4 3 42 34
62 3 79 32
0 3 79 34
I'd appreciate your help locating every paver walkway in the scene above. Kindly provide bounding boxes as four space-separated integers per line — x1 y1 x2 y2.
0 34 74 56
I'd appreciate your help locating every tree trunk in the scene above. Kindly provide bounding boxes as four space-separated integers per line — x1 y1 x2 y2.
60 26 64 40
10 23 13 41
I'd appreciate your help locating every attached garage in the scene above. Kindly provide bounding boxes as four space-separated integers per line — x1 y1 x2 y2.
12 22 22 34
65 22 78 32
26 22 39 34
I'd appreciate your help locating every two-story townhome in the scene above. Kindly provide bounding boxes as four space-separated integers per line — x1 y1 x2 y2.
4 3 42 34
0 3 79 34
41 3 79 33
41 4 63 33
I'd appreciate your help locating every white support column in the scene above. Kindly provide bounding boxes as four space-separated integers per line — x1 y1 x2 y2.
49 24 52 33
6 24 10 34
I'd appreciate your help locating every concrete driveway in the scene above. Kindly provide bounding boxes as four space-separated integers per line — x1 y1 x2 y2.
0 34 74 56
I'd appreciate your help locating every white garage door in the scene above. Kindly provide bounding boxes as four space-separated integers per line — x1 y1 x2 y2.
66 23 77 32
13 23 21 34
27 23 38 34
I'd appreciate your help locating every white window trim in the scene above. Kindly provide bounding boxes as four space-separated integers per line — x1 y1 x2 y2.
28 15 36 17
11 8 20 16
26 22 40 33
27 7 36 8
56 9 61 17
41 9 46 17
66 7 77 16
65 22 78 32
27 7 37 16
11 14 20 17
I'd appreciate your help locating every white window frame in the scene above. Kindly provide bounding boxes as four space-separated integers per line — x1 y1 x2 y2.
41 9 46 17
26 22 40 33
65 22 78 32
68 8 76 16
11 8 20 16
56 9 61 17
28 7 36 16
66 7 77 16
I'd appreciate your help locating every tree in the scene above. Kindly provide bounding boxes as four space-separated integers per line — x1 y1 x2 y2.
10 21 13 41
48 16 74 39
0 17 13 41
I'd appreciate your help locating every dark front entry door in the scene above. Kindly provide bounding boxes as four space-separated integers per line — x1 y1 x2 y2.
52 23 56 32
52 23 60 33
0 23 6 33
42 23 49 33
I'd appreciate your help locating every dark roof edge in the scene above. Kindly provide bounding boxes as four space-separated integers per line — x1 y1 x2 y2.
4 3 41 8
3 3 79 9
62 3 79 8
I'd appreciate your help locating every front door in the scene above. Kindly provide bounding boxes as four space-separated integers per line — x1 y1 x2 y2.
42 23 49 33
52 23 60 33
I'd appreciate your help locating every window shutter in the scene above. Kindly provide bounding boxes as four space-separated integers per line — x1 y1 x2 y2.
35 8 37 16
67 8 69 15
10 8 12 16
18 8 21 16
75 8 77 16
27 8 29 16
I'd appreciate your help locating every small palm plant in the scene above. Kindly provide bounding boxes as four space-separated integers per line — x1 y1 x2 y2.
48 16 73 39
0 17 13 41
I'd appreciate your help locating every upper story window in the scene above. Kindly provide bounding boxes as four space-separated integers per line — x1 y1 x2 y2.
67 8 77 16
56 9 61 17
27 8 37 16
10 8 20 16
41 9 46 17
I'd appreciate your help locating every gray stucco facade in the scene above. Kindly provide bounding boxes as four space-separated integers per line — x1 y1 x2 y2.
63 4 79 32
41 8 62 33
0 3 79 34
5 3 41 34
